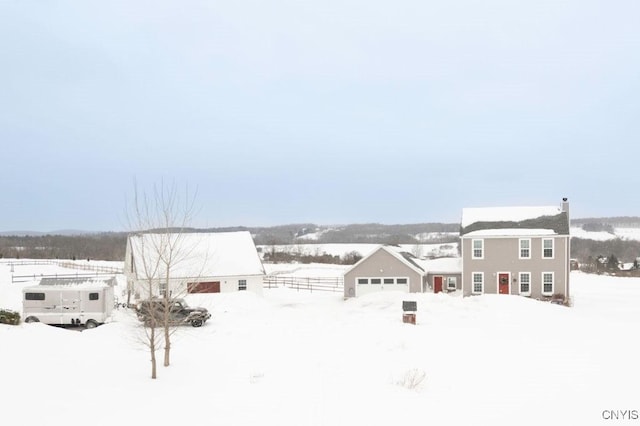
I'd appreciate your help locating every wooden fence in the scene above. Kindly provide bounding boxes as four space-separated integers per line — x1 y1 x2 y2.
6 260 123 283
57 261 123 274
0 260 59 267
11 271 117 284
263 275 343 293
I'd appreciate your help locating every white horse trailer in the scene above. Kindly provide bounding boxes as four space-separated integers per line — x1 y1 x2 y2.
22 277 115 328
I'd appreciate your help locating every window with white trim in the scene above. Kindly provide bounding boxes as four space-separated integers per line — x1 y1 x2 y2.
447 277 457 290
397 278 408 284
472 239 484 259
384 278 394 284
371 278 381 285
542 272 554 295
357 278 368 285
543 238 554 259
519 239 531 259
238 279 247 291
472 273 483 294
519 272 531 296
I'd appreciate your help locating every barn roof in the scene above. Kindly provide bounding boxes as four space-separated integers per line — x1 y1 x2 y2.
128 231 265 279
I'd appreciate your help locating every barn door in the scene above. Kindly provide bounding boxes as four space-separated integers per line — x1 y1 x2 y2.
188 281 220 293
498 273 510 294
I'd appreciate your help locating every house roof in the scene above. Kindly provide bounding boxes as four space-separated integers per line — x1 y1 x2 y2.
343 244 426 276
384 245 426 273
128 231 265 279
460 205 569 236
414 257 462 273
344 244 462 276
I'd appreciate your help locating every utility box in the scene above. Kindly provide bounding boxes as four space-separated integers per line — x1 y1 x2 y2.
402 301 417 324
402 301 417 312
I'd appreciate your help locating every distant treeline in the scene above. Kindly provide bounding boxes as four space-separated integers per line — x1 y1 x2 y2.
573 216 640 227
0 233 127 261
571 238 640 264
2 218 640 263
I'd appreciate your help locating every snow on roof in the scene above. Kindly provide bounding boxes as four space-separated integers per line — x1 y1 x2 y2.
464 228 558 237
461 206 562 228
343 244 426 276
348 245 461 276
38 276 117 287
414 257 462 273
382 245 425 273
26 284 110 291
129 231 265 279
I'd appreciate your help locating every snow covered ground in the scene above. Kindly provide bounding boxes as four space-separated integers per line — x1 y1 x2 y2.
263 262 350 277
1 261 638 425
571 226 640 241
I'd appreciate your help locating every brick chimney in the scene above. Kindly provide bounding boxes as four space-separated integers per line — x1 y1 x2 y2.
561 197 569 220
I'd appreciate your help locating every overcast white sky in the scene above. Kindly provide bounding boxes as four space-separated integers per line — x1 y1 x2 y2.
1 0 639 232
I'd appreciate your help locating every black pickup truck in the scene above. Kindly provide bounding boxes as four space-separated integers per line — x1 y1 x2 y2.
136 298 211 327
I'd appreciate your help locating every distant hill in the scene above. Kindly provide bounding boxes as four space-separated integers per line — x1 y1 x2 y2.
3 217 640 262
0 229 94 237
572 217 640 228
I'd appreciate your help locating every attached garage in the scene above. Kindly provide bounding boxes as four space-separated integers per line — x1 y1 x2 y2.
344 245 424 298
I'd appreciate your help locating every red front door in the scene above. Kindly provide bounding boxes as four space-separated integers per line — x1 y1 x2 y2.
434 276 443 293
498 274 510 294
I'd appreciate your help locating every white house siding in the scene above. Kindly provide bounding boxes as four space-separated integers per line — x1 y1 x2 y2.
461 235 569 299
129 275 264 299
193 275 264 295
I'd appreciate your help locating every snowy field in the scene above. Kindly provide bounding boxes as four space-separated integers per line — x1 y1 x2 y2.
1 261 639 425
263 262 349 277
571 226 640 241
264 227 640 263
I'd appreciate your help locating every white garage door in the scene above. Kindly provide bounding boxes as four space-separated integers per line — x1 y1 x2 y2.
356 277 410 296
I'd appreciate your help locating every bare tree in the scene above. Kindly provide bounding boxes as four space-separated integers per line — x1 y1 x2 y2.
126 179 199 378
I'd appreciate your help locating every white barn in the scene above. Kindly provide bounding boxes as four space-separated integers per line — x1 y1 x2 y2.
124 231 265 299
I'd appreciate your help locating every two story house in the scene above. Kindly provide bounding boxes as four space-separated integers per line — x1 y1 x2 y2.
460 198 571 301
